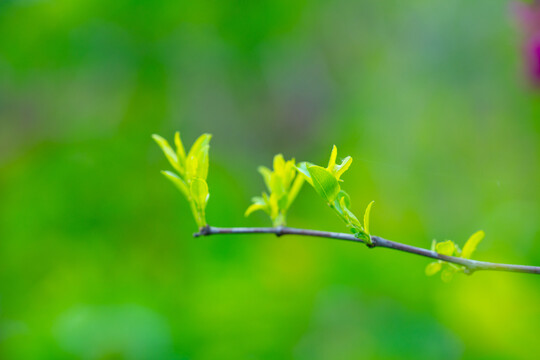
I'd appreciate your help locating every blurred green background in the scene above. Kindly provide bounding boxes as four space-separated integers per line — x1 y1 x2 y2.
1 0 540 359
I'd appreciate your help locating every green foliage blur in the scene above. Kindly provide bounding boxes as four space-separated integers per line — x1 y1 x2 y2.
1 0 540 359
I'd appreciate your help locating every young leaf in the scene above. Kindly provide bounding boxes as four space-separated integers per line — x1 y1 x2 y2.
334 156 352 180
363 201 374 235
185 154 199 181
336 190 351 208
435 240 455 256
461 230 485 259
186 145 210 181
190 178 209 211
339 197 362 229
258 166 273 191
286 175 304 209
327 145 338 170
196 145 209 180
283 159 296 189
269 193 279 219
153 134 182 173
161 171 189 199
296 162 314 186
245 203 268 217
187 133 212 161
174 131 186 171
441 267 456 282
425 262 442 276
269 173 285 197
307 165 340 203
273 154 285 175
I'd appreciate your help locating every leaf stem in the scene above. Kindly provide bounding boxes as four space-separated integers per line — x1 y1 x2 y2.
193 226 540 275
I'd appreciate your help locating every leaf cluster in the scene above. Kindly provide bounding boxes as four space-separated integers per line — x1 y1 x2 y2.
245 154 304 227
152 132 211 228
296 146 374 245
426 230 485 281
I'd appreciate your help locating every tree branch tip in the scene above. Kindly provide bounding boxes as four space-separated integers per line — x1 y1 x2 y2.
193 225 211 238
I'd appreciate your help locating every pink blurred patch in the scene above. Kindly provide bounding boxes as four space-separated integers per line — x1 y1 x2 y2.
513 0 540 86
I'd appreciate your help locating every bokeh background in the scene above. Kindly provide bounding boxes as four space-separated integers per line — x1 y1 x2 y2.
1 0 540 359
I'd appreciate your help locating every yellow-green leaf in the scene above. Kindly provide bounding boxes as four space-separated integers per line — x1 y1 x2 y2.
161 170 189 199
186 145 209 181
334 156 352 180
363 201 374 235
245 203 267 217
273 154 285 175
187 133 212 160
174 131 186 168
153 134 181 173
337 190 351 208
185 154 198 180
190 178 209 211
286 175 304 209
269 193 279 219
435 240 455 256
425 262 442 276
307 165 340 203
296 162 314 186
461 230 485 259
327 145 337 170
283 159 296 189
196 145 209 180
269 173 285 197
340 197 362 229
258 166 272 192
441 267 456 282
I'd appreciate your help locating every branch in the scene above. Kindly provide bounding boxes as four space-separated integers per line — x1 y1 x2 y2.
193 226 540 275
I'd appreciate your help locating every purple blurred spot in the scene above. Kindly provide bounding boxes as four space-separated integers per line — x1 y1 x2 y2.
513 0 540 87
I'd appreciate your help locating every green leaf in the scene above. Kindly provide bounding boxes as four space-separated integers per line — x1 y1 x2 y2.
184 134 211 181
152 134 182 173
296 162 314 186
187 133 212 160
258 166 273 192
190 178 209 212
161 171 189 199
245 203 267 217
461 230 485 259
268 193 279 219
425 262 442 276
363 201 374 235
327 145 337 170
307 165 340 203
336 190 351 208
339 197 362 229
283 159 296 189
196 145 209 180
269 172 285 197
174 131 186 170
435 240 455 256
286 175 304 209
186 145 210 181
273 154 285 174
277 193 289 210
441 267 456 282
334 156 352 180
251 196 266 206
